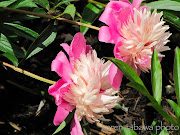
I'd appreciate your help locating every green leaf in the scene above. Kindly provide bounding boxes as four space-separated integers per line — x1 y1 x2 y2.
21 23 55 61
53 109 75 135
27 31 57 58
174 47 180 105
10 0 38 8
159 128 169 135
148 102 177 126
2 52 18 67
33 0 50 10
106 57 145 87
146 1 180 11
167 99 180 119
163 11 180 32
3 23 39 41
61 4 76 19
80 3 104 35
54 0 77 9
127 82 157 103
151 50 162 105
121 127 137 135
0 34 25 58
0 0 17 7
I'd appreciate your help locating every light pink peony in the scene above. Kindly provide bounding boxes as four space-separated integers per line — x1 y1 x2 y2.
49 33 123 135
99 0 171 73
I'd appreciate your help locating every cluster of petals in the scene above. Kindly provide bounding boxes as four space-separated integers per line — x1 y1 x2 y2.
48 33 123 134
99 0 171 73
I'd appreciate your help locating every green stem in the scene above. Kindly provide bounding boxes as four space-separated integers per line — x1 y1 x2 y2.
88 0 106 7
1 7 100 31
1 61 56 85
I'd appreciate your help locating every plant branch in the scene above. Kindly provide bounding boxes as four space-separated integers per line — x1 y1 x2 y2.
1 7 100 31
1 61 56 85
88 0 106 7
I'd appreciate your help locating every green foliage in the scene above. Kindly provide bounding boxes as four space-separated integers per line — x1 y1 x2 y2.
121 127 137 135
80 3 104 35
61 4 76 19
151 51 162 105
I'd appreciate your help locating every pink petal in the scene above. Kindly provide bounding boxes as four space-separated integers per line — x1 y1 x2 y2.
70 113 84 135
86 45 93 54
132 0 142 8
61 43 70 55
51 51 73 82
99 26 114 44
60 100 75 112
53 106 69 126
70 33 86 61
109 64 123 89
99 1 130 26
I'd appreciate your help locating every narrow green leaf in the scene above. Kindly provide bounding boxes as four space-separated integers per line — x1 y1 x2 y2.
146 1 180 11
27 31 57 58
3 23 39 41
106 57 145 87
163 11 180 32
159 128 169 135
127 82 157 103
22 23 55 61
33 0 50 10
148 102 177 126
10 0 38 8
174 47 180 105
121 127 137 135
151 50 162 105
53 109 75 135
0 0 17 7
80 3 104 35
2 52 18 67
61 4 76 19
167 99 180 119
0 34 25 58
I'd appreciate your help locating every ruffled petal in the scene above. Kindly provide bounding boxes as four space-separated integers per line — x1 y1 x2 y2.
51 51 73 82
86 45 93 54
70 32 86 61
70 113 84 135
61 43 70 55
99 26 114 44
109 64 123 89
53 106 69 126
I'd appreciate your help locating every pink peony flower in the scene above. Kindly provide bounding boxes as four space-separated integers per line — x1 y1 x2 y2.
99 0 171 73
49 33 123 135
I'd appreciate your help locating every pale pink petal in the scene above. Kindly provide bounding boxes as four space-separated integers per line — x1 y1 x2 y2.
70 33 86 60
53 106 69 126
109 64 123 89
70 113 84 135
61 43 70 55
51 51 73 82
132 0 142 8
99 26 114 43
86 45 93 54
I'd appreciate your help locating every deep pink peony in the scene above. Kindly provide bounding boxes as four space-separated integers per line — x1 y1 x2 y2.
49 33 123 135
99 0 171 73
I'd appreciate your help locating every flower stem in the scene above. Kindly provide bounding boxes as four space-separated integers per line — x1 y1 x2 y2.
88 0 106 7
1 61 56 85
1 7 100 31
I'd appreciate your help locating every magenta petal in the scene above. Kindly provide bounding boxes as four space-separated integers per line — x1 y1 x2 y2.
85 45 93 54
53 106 69 126
132 0 142 8
99 26 114 44
61 43 70 55
51 51 73 82
70 113 84 135
70 33 86 60
109 64 123 89
99 1 130 26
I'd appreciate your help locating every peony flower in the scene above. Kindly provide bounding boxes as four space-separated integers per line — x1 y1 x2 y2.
49 33 123 135
99 0 171 73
